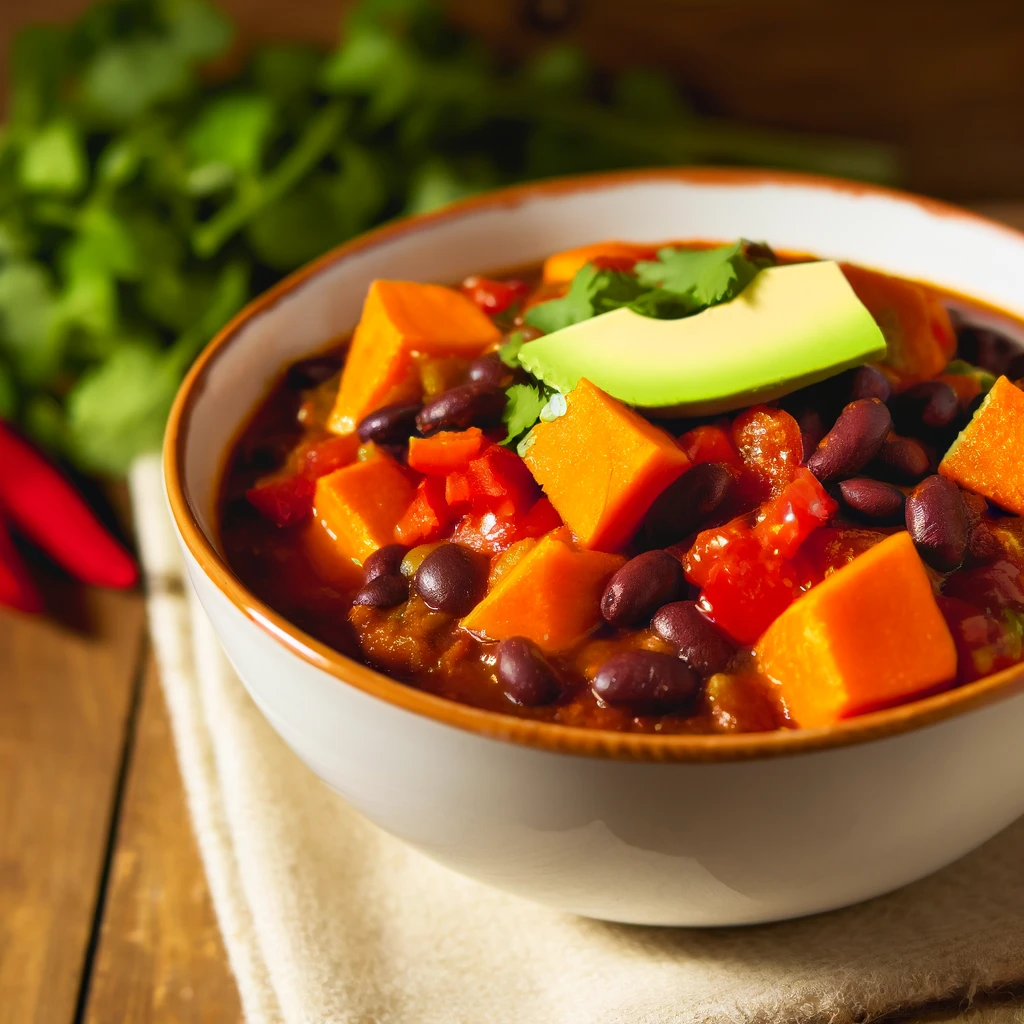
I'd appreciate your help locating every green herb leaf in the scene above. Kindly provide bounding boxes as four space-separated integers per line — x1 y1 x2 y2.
501 382 547 446
163 0 234 63
0 359 16 420
186 93 275 175
635 241 760 308
524 264 644 333
0 260 62 384
19 119 88 194
498 332 526 367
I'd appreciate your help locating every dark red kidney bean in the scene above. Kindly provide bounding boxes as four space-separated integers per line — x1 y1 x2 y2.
1008 352 1024 380
807 398 892 482
600 550 685 627
496 637 561 706
955 325 1018 375
357 402 421 444
416 383 507 434
889 380 960 434
848 364 892 403
651 601 735 675
838 478 906 524
352 573 408 609
363 544 408 581
285 355 342 390
905 475 968 572
643 463 734 546
944 559 1024 611
872 433 933 483
797 408 827 461
466 353 514 388
414 543 488 614
592 651 698 711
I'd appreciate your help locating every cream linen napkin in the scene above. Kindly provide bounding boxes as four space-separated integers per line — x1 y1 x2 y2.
129 454 1024 1024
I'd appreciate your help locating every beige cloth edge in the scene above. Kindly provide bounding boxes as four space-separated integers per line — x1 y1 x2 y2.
128 454 1024 1024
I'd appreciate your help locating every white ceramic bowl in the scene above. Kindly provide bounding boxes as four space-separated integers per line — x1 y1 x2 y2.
165 169 1024 926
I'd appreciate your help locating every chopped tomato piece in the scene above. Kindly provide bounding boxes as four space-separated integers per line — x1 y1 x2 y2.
699 555 803 646
521 497 562 538
408 427 486 475
445 471 473 509
451 511 526 555
460 275 531 316
731 405 803 497
394 476 454 546
684 518 758 589
246 475 315 528
678 424 739 466
752 469 837 559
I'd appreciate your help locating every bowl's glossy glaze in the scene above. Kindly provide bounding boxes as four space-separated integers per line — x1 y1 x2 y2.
165 169 1024 924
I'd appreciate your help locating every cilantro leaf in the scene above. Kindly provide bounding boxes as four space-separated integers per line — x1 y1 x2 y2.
635 241 760 308
501 382 547 446
524 264 643 334
498 331 526 367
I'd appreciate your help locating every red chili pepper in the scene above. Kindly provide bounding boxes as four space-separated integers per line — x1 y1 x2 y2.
246 475 316 528
0 422 137 590
0 515 44 613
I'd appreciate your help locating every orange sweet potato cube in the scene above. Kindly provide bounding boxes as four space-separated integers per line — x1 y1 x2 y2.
462 530 625 652
329 280 501 435
523 379 691 551
755 532 956 728
940 375 1024 515
312 452 416 567
542 241 662 284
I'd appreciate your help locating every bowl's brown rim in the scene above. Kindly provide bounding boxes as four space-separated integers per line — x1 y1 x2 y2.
164 166 1024 764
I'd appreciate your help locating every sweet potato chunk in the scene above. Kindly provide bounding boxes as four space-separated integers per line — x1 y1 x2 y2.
841 264 956 386
524 378 691 551
312 452 416 567
328 280 501 434
940 375 1024 515
542 241 660 283
462 530 625 652
755 531 956 728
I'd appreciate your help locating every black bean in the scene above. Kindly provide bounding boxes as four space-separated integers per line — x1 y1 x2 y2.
592 651 698 711
643 463 734 546
871 433 933 483
414 543 488 615
807 398 892 482
352 573 408 609
416 383 506 435
905 475 968 572
363 544 408 582
838 478 906 524
357 402 421 445
600 550 685 628
889 380 960 435
651 601 735 675
849 364 892 403
466 353 513 388
285 355 342 390
496 637 561 706
956 325 1018 375
1009 352 1024 381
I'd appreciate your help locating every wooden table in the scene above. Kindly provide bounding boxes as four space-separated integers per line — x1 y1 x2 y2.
5 211 1024 1024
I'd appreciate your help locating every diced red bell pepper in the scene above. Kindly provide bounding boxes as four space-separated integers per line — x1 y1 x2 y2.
394 476 454 546
445 471 473 509
246 475 316 528
460 276 531 316
752 469 837 560
464 445 539 517
520 497 562 538
408 427 486 475
298 435 359 479
678 424 739 467
731 405 803 497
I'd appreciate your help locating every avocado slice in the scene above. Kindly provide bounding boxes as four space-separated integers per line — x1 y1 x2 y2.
517 260 888 416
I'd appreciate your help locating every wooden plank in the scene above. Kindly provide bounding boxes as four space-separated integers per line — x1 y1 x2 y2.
0 578 145 1024
81 655 242 1024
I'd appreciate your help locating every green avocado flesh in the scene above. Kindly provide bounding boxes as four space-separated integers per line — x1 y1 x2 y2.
517 260 889 415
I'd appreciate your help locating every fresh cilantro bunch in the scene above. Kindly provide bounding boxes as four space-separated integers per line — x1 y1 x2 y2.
0 0 898 476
